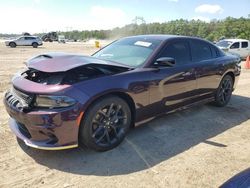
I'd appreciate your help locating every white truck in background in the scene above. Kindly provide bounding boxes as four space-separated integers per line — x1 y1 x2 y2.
58 35 66 43
216 39 250 59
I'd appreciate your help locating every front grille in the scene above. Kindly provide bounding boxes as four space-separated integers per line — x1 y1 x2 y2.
12 87 34 105
17 122 31 139
5 87 34 110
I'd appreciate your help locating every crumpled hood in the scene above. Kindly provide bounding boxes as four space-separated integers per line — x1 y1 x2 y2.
26 52 130 73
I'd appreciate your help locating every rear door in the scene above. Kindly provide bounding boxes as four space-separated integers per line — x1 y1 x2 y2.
190 39 221 97
241 41 250 58
24 37 33 45
148 39 197 114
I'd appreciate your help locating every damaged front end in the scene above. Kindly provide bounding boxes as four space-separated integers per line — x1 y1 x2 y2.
3 53 131 149
23 63 129 85
6 53 131 111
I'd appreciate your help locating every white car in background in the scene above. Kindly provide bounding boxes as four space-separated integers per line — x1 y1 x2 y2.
216 39 250 59
5 36 43 48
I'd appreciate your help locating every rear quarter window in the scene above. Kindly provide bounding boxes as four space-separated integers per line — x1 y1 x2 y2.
25 37 36 40
190 40 212 61
242 42 248 48
210 45 219 58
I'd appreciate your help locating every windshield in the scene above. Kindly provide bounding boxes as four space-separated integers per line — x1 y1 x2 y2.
92 37 162 67
216 40 232 48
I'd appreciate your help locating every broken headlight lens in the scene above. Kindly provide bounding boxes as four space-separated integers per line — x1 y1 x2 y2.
34 95 76 108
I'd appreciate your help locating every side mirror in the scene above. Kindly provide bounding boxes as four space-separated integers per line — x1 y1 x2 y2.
155 57 175 67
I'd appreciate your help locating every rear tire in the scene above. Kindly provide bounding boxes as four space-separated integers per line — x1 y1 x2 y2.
9 42 16 48
214 75 233 107
32 42 38 48
79 96 131 151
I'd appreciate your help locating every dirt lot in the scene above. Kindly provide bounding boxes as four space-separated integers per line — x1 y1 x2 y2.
0 41 250 188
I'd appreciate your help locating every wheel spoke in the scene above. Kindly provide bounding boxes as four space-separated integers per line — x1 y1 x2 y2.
107 103 114 117
110 125 119 138
105 130 111 143
117 115 126 120
96 131 106 143
93 118 102 125
114 105 122 116
221 92 225 103
98 110 108 117
223 79 229 89
218 89 223 97
92 126 104 138
223 92 227 99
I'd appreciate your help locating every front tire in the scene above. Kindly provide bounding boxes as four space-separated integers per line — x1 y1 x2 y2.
9 42 16 48
79 96 132 151
214 75 233 107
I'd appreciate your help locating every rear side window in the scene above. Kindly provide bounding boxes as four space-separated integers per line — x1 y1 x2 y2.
190 40 212 61
25 37 35 40
159 41 191 65
230 42 239 49
210 46 218 58
242 42 248 48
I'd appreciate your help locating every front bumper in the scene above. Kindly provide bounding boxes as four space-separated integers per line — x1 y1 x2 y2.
4 94 81 150
9 118 78 150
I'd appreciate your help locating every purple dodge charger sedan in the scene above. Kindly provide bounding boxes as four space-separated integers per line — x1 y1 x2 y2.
4 35 241 151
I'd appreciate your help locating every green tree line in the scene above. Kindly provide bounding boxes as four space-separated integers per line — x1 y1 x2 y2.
59 17 250 42
109 17 250 42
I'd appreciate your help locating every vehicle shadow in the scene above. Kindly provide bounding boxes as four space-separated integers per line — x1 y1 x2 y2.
18 94 250 176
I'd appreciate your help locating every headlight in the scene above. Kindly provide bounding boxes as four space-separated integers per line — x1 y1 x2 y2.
34 95 76 108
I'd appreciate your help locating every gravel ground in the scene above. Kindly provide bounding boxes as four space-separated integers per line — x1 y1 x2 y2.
0 41 249 188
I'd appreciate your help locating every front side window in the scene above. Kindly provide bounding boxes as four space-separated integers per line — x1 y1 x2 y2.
190 40 212 61
158 41 191 65
230 42 240 49
18 37 24 41
242 42 248 48
93 38 162 67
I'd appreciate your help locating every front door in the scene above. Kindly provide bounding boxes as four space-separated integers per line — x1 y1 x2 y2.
148 39 197 115
229 42 242 57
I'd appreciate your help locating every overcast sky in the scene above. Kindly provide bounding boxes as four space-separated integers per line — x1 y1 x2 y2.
0 0 249 34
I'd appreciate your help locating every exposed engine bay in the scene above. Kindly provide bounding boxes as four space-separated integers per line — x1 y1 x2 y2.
22 64 130 85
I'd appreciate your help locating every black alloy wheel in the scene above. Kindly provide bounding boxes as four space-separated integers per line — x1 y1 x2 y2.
214 75 233 107
80 96 131 151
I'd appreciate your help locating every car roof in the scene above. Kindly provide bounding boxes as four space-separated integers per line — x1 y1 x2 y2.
223 38 249 42
19 36 39 38
123 34 206 41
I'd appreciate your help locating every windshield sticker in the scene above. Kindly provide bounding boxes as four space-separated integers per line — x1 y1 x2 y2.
100 54 114 57
134 41 152 47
